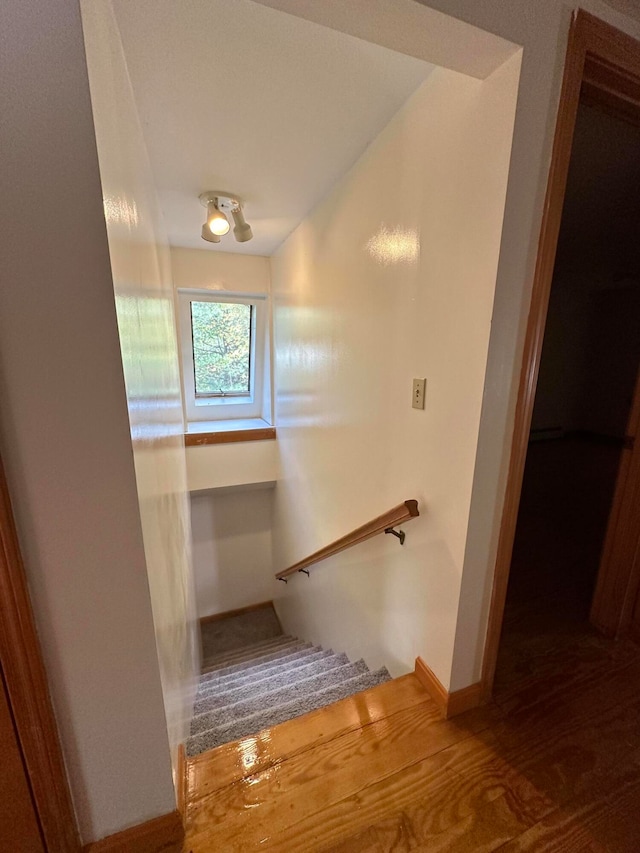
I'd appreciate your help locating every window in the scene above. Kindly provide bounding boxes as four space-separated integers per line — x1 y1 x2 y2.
178 290 269 423
191 300 252 398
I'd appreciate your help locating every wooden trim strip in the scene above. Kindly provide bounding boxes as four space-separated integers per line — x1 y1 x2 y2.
199 600 276 625
83 811 183 853
185 427 276 446
176 746 187 822
0 453 81 850
414 657 482 719
414 657 448 716
275 500 420 581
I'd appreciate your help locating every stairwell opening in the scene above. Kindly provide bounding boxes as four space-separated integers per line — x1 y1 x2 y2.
81 0 521 810
190 603 391 756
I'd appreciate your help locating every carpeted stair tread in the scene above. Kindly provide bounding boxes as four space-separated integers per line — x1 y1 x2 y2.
187 667 392 756
200 639 309 676
196 648 334 698
191 659 369 734
201 635 296 670
198 642 316 684
202 633 292 667
194 652 351 714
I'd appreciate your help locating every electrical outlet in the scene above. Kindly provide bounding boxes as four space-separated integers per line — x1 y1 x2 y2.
412 378 426 410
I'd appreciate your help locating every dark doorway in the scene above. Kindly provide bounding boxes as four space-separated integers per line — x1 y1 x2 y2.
495 99 640 685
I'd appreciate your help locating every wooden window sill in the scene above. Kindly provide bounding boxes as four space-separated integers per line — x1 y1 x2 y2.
184 427 276 447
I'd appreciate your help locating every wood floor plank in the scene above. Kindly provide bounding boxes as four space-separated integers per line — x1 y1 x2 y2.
192 708 535 853
492 658 640 753
320 825 386 853
186 674 431 800
321 812 417 853
185 700 442 828
441 693 640 831
184 700 498 850
238 751 511 852
410 789 532 853
499 767 640 852
363 812 417 853
494 634 639 716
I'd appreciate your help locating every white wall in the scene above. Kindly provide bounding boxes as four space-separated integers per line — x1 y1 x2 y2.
191 487 274 618
0 0 177 843
186 441 278 492
171 247 271 295
81 0 200 796
271 57 521 686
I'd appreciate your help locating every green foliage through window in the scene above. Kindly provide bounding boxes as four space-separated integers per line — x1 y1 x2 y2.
190 301 252 396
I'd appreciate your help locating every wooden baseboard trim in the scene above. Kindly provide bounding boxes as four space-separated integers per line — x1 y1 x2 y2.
414 656 448 716
199 600 275 625
176 745 187 821
447 681 484 717
414 657 482 719
83 810 183 853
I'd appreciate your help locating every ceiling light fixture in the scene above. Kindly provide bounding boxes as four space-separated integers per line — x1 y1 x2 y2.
199 191 253 244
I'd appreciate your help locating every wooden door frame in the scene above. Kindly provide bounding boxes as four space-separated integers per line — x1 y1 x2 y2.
0 451 80 851
481 9 640 700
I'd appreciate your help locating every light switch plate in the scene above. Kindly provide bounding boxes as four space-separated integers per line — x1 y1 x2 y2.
412 378 426 410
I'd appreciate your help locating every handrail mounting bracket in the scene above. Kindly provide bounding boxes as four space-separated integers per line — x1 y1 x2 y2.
385 527 405 546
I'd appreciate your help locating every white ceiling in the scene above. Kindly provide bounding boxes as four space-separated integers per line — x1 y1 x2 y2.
112 0 435 255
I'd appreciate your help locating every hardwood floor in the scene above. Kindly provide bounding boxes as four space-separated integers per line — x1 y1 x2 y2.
182 630 640 851
182 440 640 851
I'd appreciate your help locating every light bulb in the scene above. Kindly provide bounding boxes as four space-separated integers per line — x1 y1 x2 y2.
206 201 230 236
201 224 220 243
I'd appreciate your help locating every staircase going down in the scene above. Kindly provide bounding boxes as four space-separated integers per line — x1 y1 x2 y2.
187 604 391 757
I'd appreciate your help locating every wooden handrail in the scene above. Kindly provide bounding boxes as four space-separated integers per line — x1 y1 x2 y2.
275 500 419 581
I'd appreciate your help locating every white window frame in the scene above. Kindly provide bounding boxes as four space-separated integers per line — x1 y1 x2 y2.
177 289 267 423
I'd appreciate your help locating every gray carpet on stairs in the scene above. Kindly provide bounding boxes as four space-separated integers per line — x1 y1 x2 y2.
199 642 314 681
201 635 301 672
200 604 282 657
194 652 351 714
188 605 391 757
197 648 335 697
